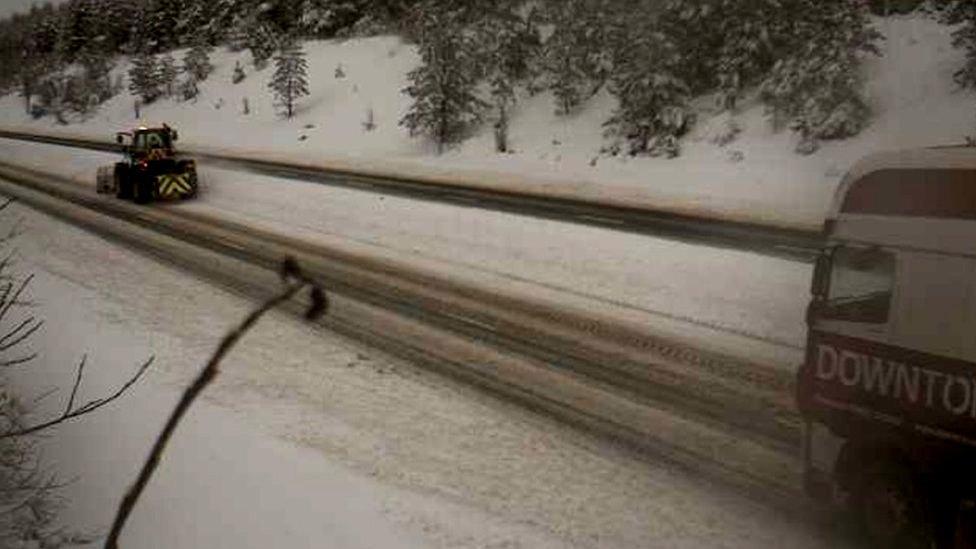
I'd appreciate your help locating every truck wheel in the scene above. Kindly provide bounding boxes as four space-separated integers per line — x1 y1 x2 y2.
114 164 132 199
860 461 934 549
133 175 153 204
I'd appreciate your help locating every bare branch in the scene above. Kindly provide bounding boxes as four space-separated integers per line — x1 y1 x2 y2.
0 318 43 352
30 386 59 406
0 317 38 346
0 354 37 368
105 257 327 549
65 356 86 416
0 356 153 440
0 273 33 322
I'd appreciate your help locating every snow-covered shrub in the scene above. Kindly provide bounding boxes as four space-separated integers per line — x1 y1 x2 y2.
179 78 199 101
363 107 376 131
710 115 742 147
232 61 246 84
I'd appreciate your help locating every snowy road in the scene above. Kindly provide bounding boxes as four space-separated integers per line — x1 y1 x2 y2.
0 137 811 367
0 128 824 262
4 200 855 548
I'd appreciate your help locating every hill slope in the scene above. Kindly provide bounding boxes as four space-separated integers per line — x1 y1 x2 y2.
0 14 971 228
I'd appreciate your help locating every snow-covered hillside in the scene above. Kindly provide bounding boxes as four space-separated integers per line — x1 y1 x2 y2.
0 14 972 228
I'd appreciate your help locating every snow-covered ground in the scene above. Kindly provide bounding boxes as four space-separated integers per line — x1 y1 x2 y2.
2 201 855 548
0 137 810 368
0 14 971 229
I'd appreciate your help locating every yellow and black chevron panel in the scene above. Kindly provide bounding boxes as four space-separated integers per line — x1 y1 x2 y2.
156 173 194 199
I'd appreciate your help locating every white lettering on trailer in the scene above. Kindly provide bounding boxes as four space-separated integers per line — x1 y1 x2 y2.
944 375 972 415
815 343 976 418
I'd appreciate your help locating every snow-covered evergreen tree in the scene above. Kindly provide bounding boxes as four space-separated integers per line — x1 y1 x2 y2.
179 41 211 101
268 37 309 118
128 52 162 103
946 1 976 89
760 0 881 153
249 23 280 69
712 0 787 110
298 0 364 37
158 53 179 97
475 4 542 145
605 24 690 158
77 47 115 109
400 3 487 153
541 0 610 115
183 40 213 82
143 0 186 52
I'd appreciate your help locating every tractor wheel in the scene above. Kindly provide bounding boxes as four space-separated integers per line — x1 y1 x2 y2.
114 163 132 199
133 174 154 204
858 460 935 549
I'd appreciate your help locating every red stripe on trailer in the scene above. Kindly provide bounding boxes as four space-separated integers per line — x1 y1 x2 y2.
841 168 976 219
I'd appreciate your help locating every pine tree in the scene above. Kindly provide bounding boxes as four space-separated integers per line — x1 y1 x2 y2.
400 3 488 153
541 0 610 115
605 22 690 158
249 23 280 69
179 41 211 100
476 4 542 148
759 0 882 153
143 0 186 52
179 0 223 45
712 0 788 110
947 1 976 89
128 52 162 103
268 38 310 118
183 40 214 82
298 0 364 37
77 47 115 110
158 53 179 97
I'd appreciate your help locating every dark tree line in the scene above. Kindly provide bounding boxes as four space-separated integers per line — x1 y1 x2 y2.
400 0 884 156
3 0 967 156
0 0 424 94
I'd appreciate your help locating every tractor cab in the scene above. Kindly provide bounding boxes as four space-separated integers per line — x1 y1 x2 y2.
117 125 178 161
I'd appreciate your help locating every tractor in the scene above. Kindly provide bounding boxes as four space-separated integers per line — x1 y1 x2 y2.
96 124 198 203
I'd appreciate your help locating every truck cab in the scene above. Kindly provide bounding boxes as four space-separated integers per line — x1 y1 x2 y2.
798 147 976 548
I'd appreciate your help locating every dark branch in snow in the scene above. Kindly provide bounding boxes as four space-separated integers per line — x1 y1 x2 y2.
104 257 328 549
0 355 154 440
